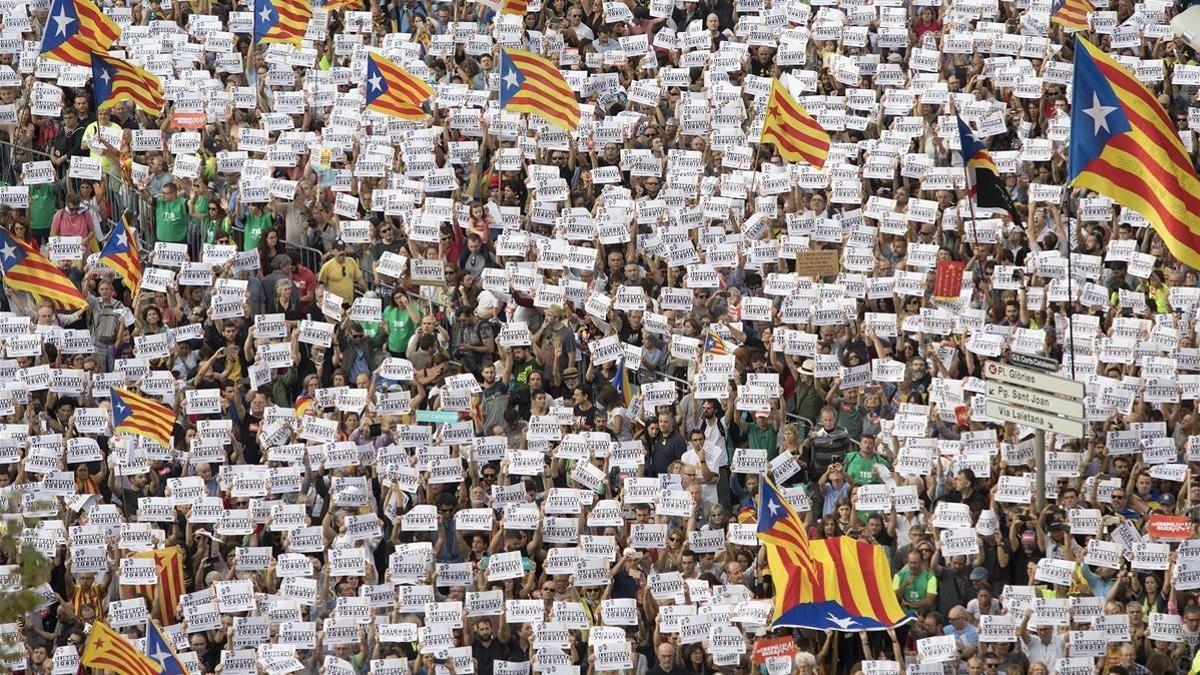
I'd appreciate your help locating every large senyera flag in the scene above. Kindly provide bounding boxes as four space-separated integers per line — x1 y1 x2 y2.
1068 36 1200 271
761 79 830 168
133 547 186 627
0 228 86 311
39 0 120 66
757 478 911 630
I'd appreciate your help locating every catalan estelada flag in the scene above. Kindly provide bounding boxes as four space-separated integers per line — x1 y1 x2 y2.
499 48 580 131
99 216 142 290
364 52 432 120
111 387 175 447
39 0 120 66
0 229 86 310
253 0 311 45
608 358 636 405
703 330 732 357
957 115 1022 226
761 79 829 168
322 0 361 9
1068 37 1200 271
81 620 161 675
757 478 911 630
92 53 164 115
145 618 188 675
1051 0 1093 30
132 547 185 627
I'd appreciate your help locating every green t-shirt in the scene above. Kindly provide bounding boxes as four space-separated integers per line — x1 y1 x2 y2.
155 197 189 243
242 211 273 251
198 216 231 245
893 567 938 605
360 321 382 341
383 305 419 354
844 451 888 486
749 421 779 458
29 184 55 232
190 196 209 225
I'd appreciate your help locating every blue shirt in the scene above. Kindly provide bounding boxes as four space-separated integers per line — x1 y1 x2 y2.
1079 564 1118 599
944 623 979 649
349 346 370 382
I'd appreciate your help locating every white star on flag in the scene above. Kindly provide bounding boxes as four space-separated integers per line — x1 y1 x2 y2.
768 499 780 515
52 7 75 37
0 243 15 261
369 74 383 92
1083 93 1118 136
503 69 519 91
258 7 273 22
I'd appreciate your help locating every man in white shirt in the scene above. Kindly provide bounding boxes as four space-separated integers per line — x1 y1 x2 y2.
1018 609 1065 667
681 428 719 510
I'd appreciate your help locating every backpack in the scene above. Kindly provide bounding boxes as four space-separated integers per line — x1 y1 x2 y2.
93 306 122 344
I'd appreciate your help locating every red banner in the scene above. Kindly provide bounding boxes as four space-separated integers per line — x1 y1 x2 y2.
934 260 965 299
1148 514 1192 541
753 637 798 665
170 111 207 129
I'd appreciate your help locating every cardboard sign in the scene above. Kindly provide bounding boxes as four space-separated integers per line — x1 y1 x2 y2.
794 249 840 278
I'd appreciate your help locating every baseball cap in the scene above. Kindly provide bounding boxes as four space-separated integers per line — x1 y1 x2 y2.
969 567 988 582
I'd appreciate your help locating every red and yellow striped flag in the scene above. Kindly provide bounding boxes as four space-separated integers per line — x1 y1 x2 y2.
363 52 433 120
111 387 175 447
0 228 86 311
757 478 910 630
1068 37 1200 271
39 0 121 66
132 547 186 626
91 53 164 115
81 620 161 675
499 48 580 131
1050 0 1093 30
253 0 312 45
761 79 830 168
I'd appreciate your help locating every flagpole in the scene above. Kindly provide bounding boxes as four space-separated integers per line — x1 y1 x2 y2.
1061 185 1076 381
1062 41 1078 384
952 110 980 247
963 171 980 248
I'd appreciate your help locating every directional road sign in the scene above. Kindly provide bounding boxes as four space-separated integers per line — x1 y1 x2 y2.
984 399 1086 438
983 361 1085 400
985 381 1086 419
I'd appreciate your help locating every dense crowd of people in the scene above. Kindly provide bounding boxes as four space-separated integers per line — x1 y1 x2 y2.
0 0 1198 673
